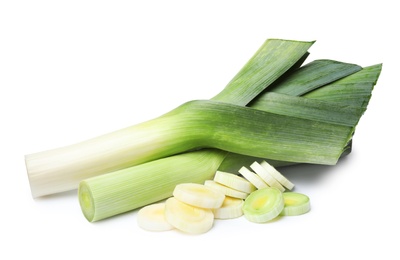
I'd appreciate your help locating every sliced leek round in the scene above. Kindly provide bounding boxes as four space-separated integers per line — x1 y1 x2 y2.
238 166 269 189
260 160 294 190
173 183 225 209
137 203 174 232
250 161 285 192
164 197 214 234
212 196 244 219
214 170 256 194
242 187 284 223
204 180 248 199
280 192 310 216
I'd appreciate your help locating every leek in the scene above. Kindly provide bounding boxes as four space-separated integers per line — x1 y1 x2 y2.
26 39 314 198
79 60 381 222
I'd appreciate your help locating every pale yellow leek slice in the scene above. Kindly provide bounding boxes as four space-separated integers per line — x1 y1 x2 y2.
204 180 248 199
250 161 285 192
260 160 295 190
173 183 225 209
137 203 174 232
214 171 256 194
212 196 244 219
238 166 268 189
164 197 214 234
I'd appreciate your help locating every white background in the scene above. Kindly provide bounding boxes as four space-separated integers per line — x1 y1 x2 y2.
1 1 399 259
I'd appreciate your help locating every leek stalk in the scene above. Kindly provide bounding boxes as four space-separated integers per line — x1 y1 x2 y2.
26 39 314 198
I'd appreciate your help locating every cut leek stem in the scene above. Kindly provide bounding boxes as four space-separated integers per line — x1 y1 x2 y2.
79 149 226 222
26 38 314 198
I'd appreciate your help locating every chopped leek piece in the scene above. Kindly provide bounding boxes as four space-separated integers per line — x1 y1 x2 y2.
164 197 214 235
173 183 225 209
280 192 311 216
242 187 284 223
214 171 256 194
204 180 248 199
238 166 268 189
260 160 294 190
250 161 285 192
137 203 174 232
212 197 244 220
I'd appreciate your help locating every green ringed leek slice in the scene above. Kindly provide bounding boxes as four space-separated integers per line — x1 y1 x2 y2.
243 187 284 223
204 180 248 199
26 38 313 198
239 166 268 189
250 161 285 192
173 183 225 209
214 171 256 194
280 192 310 216
212 196 244 220
260 160 294 190
164 197 214 235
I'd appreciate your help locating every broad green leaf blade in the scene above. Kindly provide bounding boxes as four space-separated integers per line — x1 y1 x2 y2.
175 100 353 165
266 59 362 96
251 92 364 127
304 64 383 108
212 39 314 105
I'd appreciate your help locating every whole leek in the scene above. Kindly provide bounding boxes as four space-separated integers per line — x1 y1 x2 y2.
79 61 381 222
25 39 314 198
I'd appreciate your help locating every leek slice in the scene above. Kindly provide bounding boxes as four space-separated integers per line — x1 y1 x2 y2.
137 203 174 232
204 180 248 199
238 166 268 189
260 160 294 190
212 197 244 220
213 171 256 194
250 161 285 192
242 187 284 223
172 183 225 209
164 197 214 235
280 192 311 216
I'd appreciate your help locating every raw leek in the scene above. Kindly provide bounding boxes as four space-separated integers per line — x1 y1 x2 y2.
25 39 314 198
79 60 381 222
